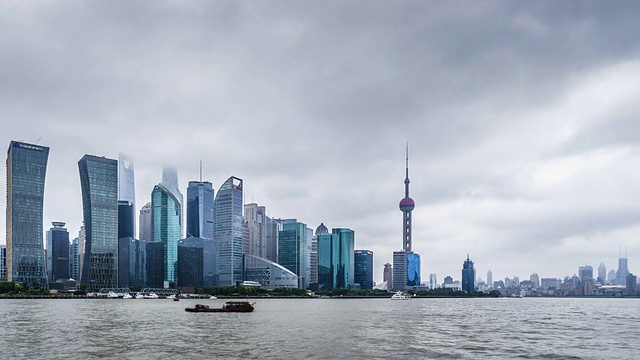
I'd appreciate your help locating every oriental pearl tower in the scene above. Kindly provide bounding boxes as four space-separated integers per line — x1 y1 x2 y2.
399 144 415 252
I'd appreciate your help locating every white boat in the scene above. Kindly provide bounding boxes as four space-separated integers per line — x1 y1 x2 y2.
390 291 412 300
209 296 218 300
144 292 159 299
107 291 119 299
135 293 144 299
167 294 176 299
122 293 133 299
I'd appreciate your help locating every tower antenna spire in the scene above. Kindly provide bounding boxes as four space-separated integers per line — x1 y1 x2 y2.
199 160 203 182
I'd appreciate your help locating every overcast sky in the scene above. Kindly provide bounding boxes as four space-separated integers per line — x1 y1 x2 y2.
2 1 640 284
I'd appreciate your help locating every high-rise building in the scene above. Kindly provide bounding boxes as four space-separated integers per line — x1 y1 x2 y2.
6 141 49 289
579 265 593 281
69 238 80 280
78 154 119 291
118 154 136 239
487 270 493 289
46 222 70 282
354 250 374 290
244 203 268 258
615 251 630 286
117 237 148 288
607 269 616 284
177 237 218 288
187 181 214 239
278 220 311 289
529 273 540 289
265 217 280 263
597 262 607 284
393 145 420 290
626 273 637 293
461 255 476 293
138 202 152 241
213 176 244 286
383 263 393 289
152 170 183 286
429 273 437 289
317 227 355 291
0 245 7 280
145 241 164 288
77 225 85 283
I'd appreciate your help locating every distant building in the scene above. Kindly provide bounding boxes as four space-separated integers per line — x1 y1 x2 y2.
187 181 214 239
626 274 637 294
0 245 6 280
486 270 493 289
46 222 70 282
138 202 152 241
118 237 148 288
152 168 184 286
461 255 476 293
429 273 437 289
244 203 269 258
317 228 355 291
607 269 616 284
615 254 630 286
69 238 80 280
118 154 136 239
278 220 311 289
177 237 218 289
383 263 393 289
264 217 280 263
79 154 119 291
243 255 298 289
354 250 374 290
214 176 244 286
529 273 540 289
145 241 164 288
6 141 50 289
597 262 606 285
443 276 453 285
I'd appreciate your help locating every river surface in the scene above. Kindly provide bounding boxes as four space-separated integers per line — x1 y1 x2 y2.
0 297 638 359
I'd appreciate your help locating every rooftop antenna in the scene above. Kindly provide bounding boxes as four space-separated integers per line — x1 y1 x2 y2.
35 137 41 144
199 160 202 182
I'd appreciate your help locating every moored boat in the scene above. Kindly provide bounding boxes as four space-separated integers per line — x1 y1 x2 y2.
185 301 255 313
390 291 412 300
123 293 133 299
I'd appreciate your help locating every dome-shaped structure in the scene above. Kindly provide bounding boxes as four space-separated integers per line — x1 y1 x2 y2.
315 222 329 235
399 197 415 212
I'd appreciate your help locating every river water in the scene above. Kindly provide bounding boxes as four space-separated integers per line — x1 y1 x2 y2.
0 297 638 359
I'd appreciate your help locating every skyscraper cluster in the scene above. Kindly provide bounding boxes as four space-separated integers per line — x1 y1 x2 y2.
2 140 374 292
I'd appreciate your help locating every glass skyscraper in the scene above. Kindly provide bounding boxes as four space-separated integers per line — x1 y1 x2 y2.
69 238 80 280
461 255 476 293
78 155 119 291
186 181 214 239
138 202 152 241
278 220 311 289
46 222 70 282
152 182 183 286
118 154 136 239
317 227 355 291
354 249 373 290
213 176 243 286
6 141 49 289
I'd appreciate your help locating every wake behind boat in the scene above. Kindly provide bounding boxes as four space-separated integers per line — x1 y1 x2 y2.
185 301 255 313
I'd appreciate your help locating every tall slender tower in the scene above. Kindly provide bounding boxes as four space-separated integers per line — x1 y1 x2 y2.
393 144 421 290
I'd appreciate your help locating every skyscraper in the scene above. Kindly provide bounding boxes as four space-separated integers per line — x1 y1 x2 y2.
615 250 630 286
138 202 152 241
187 181 214 239
383 262 393 289
317 227 355 291
78 154 119 291
354 250 374 290
69 238 80 280
461 255 476 293
530 273 540 289
118 154 136 239
152 171 183 286
278 220 311 289
487 270 493 288
429 273 437 289
6 141 49 289
46 222 70 282
393 145 421 290
244 203 268 258
0 245 7 280
265 217 280 263
597 262 606 285
213 176 244 286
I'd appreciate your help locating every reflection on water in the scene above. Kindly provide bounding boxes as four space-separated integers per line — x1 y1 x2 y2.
0 297 639 359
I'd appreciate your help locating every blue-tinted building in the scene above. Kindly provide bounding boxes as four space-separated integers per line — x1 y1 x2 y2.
78 155 119 291
6 141 49 289
118 201 135 239
152 181 183 286
69 238 80 280
117 237 148 288
177 237 219 288
145 241 164 288
0 245 6 280
317 228 355 291
187 181 214 239
118 154 136 239
46 222 70 282
278 220 311 289
213 177 243 286
354 249 373 290
462 255 476 293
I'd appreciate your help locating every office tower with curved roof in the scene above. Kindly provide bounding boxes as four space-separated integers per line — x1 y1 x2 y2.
152 176 183 286
79 154 119 291
6 141 50 289
213 176 243 286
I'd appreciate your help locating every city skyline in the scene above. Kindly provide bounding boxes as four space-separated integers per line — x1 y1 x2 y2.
2 3 640 283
